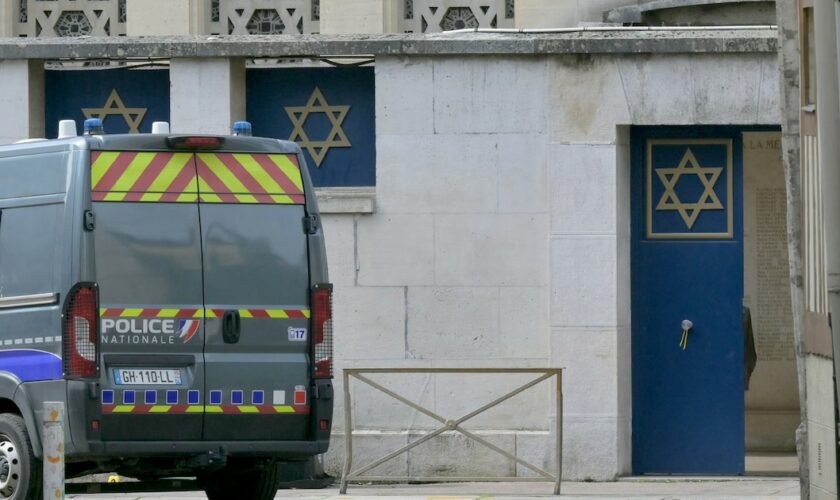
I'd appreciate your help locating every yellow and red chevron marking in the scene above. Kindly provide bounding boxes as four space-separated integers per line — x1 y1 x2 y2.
100 308 204 319
100 308 311 319
195 153 305 205
102 404 309 415
205 308 311 319
91 152 198 203
91 152 305 204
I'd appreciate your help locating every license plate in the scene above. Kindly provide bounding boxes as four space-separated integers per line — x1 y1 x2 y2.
113 368 182 386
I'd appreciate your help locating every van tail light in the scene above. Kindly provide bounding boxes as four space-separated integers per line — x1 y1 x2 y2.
311 284 333 379
166 136 224 149
63 283 99 379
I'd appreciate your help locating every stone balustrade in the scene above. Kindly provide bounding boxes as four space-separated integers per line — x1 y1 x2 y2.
16 0 126 37
8 0 527 37
398 0 514 33
210 0 320 35
12 0 322 37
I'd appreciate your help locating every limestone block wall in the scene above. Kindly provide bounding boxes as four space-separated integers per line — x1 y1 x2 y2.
321 0 398 34
324 51 781 481
169 58 245 135
0 60 43 145
323 54 554 479
807 355 838 498
0 44 781 480
515 0 637 28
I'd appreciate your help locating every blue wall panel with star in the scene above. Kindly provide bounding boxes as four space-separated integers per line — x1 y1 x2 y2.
45 68 170 138
647 140 733 239
246 67 375 187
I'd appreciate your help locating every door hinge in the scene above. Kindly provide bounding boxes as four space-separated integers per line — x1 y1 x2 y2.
84 210 96 231
303 214 320 235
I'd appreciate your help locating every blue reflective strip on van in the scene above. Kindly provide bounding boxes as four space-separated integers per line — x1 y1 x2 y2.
0 350 62 382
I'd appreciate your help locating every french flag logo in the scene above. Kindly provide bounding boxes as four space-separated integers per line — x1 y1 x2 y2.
178 320 199 344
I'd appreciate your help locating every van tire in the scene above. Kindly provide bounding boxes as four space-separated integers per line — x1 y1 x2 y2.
0 413 41 500
203 461 279 500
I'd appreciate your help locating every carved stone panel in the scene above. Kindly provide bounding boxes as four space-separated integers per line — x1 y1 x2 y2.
18 0 126 37
400 0 514 33
217 0 319 35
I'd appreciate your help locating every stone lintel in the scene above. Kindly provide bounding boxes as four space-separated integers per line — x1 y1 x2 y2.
0 30 777 60
315 187 377 214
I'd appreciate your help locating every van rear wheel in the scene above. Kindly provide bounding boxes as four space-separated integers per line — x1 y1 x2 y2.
0 414 41 500
202 460 279 500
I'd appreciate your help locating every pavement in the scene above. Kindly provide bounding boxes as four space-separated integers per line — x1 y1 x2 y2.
65 477 800 499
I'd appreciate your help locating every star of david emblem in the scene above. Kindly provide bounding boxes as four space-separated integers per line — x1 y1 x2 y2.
655 148 724 229
82 89 147 134
285 87 351 167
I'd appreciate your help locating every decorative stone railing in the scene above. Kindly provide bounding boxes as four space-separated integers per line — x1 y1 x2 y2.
209 0 320 35
14 0 319 37
14 0 507 37
398 0 514 33
16 0 127 37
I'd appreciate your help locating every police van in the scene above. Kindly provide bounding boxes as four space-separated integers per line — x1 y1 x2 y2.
0 119 334 500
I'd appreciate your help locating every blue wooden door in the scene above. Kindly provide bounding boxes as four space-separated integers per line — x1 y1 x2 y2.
631 127 744 474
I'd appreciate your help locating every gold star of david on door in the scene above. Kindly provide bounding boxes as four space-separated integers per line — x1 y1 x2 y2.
646 139 733 240
655 148 723 229
285 87 351 167
82 89 147 134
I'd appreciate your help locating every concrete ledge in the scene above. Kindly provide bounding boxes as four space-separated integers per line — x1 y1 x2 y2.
316 186 376 214
605 0 769 24
0 30 776 59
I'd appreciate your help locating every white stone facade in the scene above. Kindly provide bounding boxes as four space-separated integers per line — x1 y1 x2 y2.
515 0 631 29
0 60 43 145
323 52 781 480
0 40 781 480
169 58 246 135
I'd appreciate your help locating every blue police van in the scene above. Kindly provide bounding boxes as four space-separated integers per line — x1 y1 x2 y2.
0 120 334 500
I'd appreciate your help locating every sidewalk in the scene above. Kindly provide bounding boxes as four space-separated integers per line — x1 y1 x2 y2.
66 477 800 499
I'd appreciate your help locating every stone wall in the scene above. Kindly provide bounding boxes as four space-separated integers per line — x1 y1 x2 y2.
322 51 781 480
0 32 782 479
516 0 636 28
742 131 799 451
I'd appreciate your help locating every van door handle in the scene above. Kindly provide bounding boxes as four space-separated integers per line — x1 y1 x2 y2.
222 310 241 344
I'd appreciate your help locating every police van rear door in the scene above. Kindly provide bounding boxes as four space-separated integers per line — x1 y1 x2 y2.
92 151 205 441
195 152 311 441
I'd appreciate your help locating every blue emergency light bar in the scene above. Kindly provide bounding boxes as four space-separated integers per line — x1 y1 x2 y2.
83 118 104 136
232 121 252 137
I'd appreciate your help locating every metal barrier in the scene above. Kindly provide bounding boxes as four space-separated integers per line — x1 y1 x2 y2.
339 368 563 495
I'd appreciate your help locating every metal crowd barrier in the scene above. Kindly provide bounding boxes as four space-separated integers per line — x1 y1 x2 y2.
339 368 563 495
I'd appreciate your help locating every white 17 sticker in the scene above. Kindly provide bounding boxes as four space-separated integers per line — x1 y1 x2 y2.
288 327 307 341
